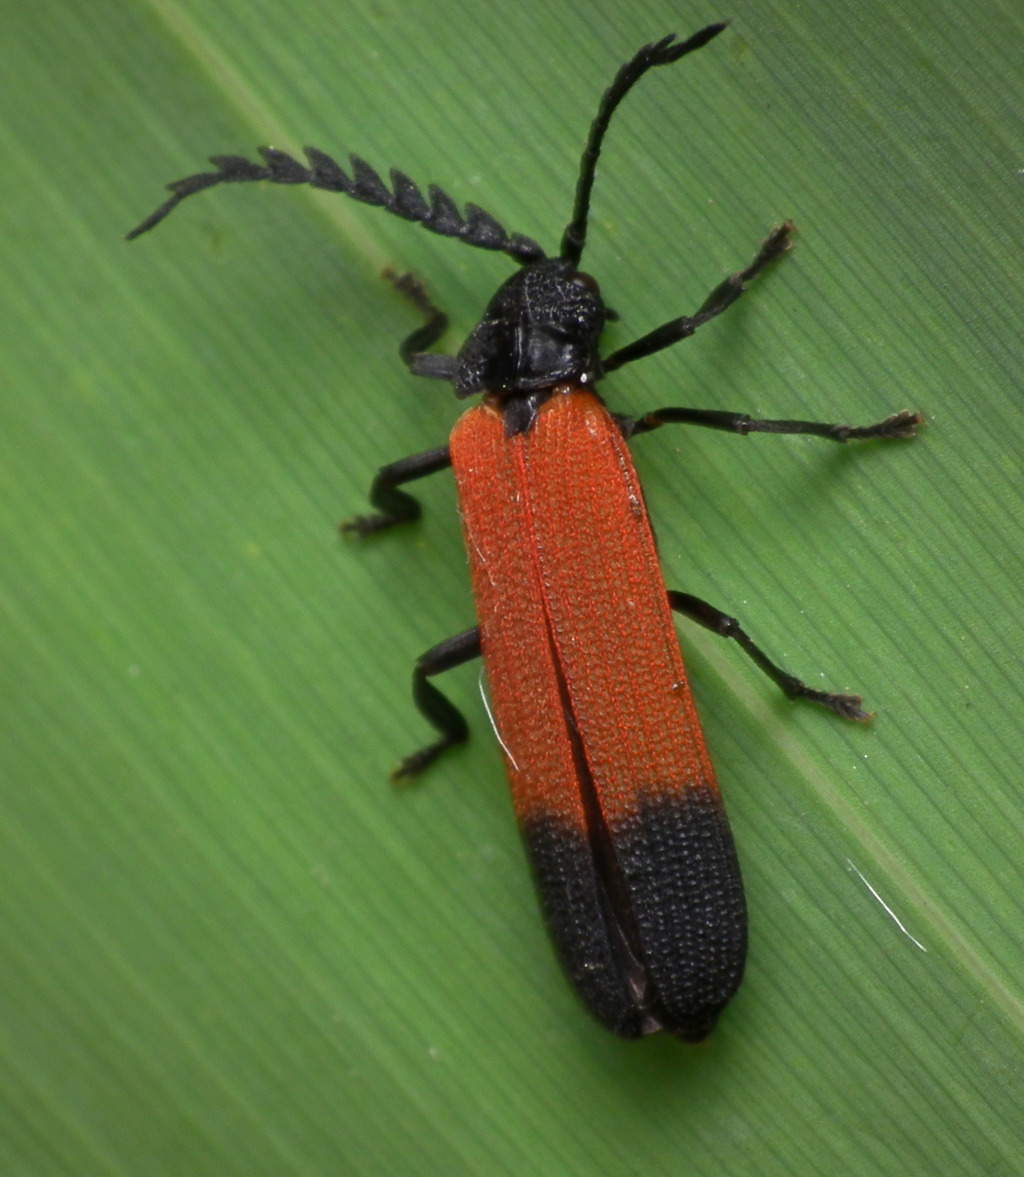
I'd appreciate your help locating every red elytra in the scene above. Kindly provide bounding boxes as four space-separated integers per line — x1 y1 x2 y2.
451 386 743 1039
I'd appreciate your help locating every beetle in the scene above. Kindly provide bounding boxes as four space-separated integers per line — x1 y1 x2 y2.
129 23 920 1040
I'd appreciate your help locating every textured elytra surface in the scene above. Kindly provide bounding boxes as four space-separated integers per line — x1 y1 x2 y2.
612 791 746 1036
520 813 650 1038
450 387 745 1037
524 792 745 1040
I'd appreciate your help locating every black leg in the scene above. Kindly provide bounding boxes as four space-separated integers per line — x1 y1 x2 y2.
393 627 482 780
668 590 870 721
341 445 452 536
384 269 457 380
343 270 458 536
627 406 922 443
602 223 794 372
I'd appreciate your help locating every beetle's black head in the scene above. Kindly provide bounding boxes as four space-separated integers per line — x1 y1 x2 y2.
453 258 607 400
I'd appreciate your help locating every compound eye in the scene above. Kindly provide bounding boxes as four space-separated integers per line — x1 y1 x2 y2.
571 270 602 298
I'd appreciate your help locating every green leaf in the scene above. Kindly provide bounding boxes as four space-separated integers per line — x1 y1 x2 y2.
3 1 1022 1174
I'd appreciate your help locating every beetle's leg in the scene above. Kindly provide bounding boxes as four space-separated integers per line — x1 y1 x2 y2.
384 269 457 380
602 223 793 372
667 590 870 721
625 406 922 443
342 271 458 536
393 627 482 780
341 445 452 536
